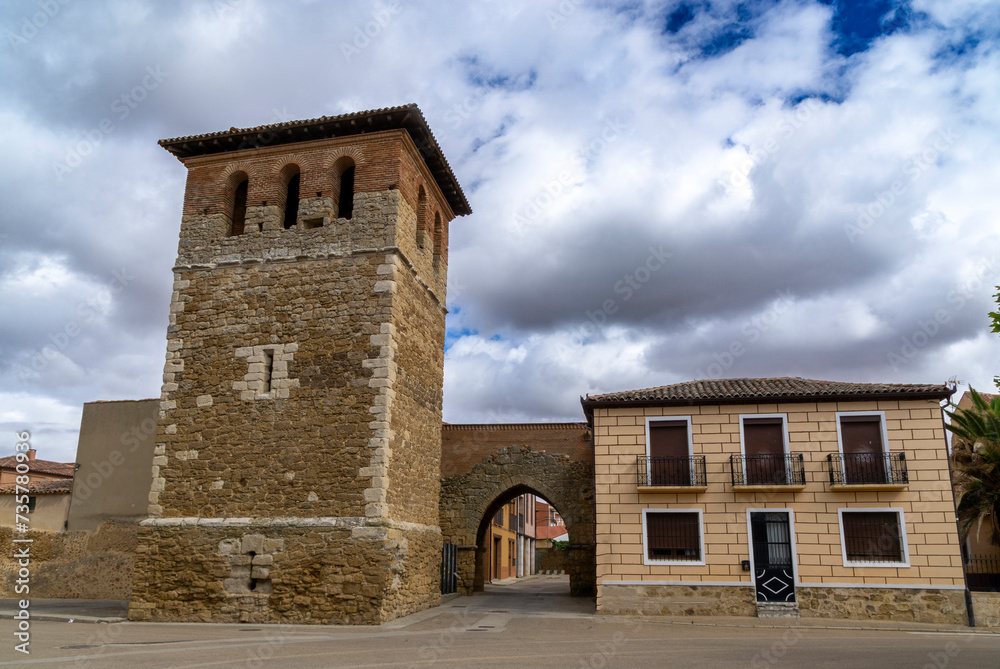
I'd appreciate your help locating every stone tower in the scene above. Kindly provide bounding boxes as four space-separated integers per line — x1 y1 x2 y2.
128 105 470 624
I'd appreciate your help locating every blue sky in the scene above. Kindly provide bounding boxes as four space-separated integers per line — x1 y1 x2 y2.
1 0 998 462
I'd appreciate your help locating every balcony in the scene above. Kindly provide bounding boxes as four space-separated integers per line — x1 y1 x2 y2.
636 456 707 492
730 454 807 491
827 452 908 490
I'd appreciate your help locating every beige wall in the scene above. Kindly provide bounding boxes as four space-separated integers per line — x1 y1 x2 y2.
0 494 71 533
68 399 158 531
594 398 965 607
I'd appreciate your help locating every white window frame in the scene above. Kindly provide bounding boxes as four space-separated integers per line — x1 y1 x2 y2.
641 508 705 566
837 507 910 568
643 416 694 485
744 508 798 586
835 411 893 483
738 413 789 483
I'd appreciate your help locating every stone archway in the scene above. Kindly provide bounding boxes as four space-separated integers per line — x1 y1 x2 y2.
439 444 595 597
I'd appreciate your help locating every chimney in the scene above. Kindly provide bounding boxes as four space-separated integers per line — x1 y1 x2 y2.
26 449 36 461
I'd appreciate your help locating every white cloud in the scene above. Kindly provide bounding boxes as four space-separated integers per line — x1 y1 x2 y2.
1 0 998 458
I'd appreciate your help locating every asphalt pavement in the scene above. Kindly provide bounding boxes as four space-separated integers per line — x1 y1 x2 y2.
1 576 998 668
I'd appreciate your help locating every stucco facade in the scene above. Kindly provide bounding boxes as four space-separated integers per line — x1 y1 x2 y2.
584 378 968 624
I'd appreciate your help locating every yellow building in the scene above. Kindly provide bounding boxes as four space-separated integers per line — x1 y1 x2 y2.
488 499 519 581
583 377 967 623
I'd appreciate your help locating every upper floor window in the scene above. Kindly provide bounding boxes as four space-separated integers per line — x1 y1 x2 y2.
277 164 301 230
229 177 248 237
740 415 789 485
283 173 300 229
416 185 427 249
337 164 354 218
644 417 693 486
837 412 890 484
433 212 442 258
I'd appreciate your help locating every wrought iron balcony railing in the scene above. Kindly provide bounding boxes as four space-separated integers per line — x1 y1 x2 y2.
636 455 707 487
730 453 806 486
827 452 907 485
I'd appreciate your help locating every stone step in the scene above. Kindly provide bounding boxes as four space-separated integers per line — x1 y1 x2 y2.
756 602 800 618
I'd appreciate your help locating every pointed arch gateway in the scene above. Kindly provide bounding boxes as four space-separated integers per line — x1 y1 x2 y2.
439 436 596 598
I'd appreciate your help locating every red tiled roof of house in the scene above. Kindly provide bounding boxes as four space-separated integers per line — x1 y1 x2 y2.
0 456 76 478
0 479 73 494
583 377 953 406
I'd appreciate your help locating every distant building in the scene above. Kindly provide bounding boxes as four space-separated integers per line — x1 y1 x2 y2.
0 450 75 484
487 493 537 580
534 498 567 547
0 450 76 532
952 391 1000 562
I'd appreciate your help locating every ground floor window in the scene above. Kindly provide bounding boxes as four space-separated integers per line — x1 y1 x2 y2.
642 509 704 565
839 508 908 567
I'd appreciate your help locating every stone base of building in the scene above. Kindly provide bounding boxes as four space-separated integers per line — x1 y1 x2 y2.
796 586 967 625
598 583 757 617
598 583 969 625
128 520 441 624
970 591 1000 627
0 521 137 599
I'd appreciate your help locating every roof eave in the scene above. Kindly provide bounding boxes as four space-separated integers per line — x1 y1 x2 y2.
581 388 955 411
158 104 472 217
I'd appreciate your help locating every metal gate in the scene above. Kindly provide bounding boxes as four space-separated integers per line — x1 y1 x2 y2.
441 543 458 595
749 511 795 603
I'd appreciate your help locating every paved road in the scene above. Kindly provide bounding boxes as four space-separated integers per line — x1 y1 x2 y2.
1 576 997 668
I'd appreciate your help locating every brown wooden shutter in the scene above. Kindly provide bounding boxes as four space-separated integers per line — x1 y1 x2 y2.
743 417 783 457
648 420 688 458
840 416 883 456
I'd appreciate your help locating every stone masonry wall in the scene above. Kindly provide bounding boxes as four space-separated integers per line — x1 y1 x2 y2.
176 131 452 298
598 583 967 624
151 254 384 520
130 522 438 624
971 591 1000 627
797 586 967 625
598 583 757 617
0 522 136 599
442 423 592 477
386 263 445 527
131 126 456 624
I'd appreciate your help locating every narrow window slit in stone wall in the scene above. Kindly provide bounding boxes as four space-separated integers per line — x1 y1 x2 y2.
262 350 274 394
248 551 258 591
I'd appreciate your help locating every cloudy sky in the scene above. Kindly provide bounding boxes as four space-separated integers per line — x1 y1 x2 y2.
1 0 998 463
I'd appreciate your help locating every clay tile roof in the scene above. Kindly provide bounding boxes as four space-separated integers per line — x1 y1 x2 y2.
582 377 953 407
0 456 76 478
0 479 73 495
158 103 472 217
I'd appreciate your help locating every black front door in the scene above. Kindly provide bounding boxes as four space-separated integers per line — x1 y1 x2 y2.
750 512 795 603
